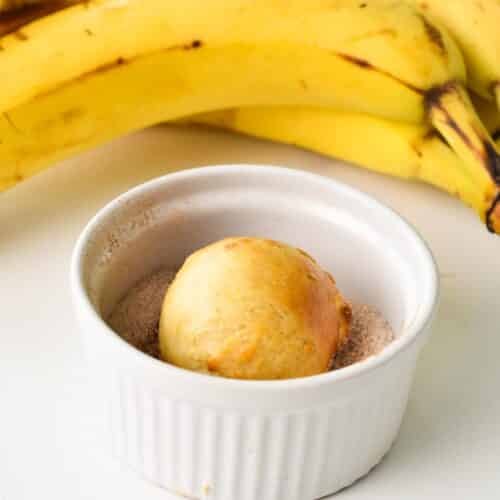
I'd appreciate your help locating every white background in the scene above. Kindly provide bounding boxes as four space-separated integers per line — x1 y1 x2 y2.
1 124 499 499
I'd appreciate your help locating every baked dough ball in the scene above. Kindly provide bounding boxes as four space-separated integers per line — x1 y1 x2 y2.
159 237 351 380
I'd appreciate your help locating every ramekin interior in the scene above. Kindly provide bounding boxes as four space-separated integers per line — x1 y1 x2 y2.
71 165 438 396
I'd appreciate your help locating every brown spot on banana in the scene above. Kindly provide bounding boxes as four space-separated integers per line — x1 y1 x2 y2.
334 53 424 94
377 28 396 37
486 193 500 233
428 127 447 147
336 53 371 68
0 169 24 188
33 40 204 101
61 107 84 124
411 145 423 158
424 81 456 111
492 129 500 142
422 129 439 141
84 56 126 77
419 15 446 54
444 115 481 157
3 111 21 133
12 29 27 40
411 130 438 158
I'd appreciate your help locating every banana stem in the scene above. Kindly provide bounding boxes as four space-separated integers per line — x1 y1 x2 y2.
426 81 500 232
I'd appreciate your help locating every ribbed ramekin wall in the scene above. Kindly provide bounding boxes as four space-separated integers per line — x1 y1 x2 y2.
105 357 415 500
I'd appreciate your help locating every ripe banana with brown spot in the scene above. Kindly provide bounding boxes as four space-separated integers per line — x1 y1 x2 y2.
0 0 499 231
190 107 492 228
398 0 500 109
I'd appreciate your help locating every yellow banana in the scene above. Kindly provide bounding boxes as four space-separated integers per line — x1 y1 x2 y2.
0 0 499 231
4 1 499 108
0 0 463 120
0 43 453 188
191 107 496 230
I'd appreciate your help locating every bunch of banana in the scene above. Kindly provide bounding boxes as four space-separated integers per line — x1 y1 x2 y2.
0 0 499 233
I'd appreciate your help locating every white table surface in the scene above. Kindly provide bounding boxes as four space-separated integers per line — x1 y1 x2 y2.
1 124 499 500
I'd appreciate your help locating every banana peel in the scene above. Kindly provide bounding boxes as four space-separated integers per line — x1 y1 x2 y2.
0 0 499 233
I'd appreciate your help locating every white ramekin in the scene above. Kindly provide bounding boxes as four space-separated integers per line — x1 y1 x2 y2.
71 165 438 500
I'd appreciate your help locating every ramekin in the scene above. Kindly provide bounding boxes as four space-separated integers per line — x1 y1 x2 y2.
71 165 438 500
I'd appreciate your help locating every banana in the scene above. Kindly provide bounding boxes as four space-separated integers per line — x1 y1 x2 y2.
0 0 499 231
0 0 464 120
5 43 426 186
398 0 500 108
190 107 494 229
